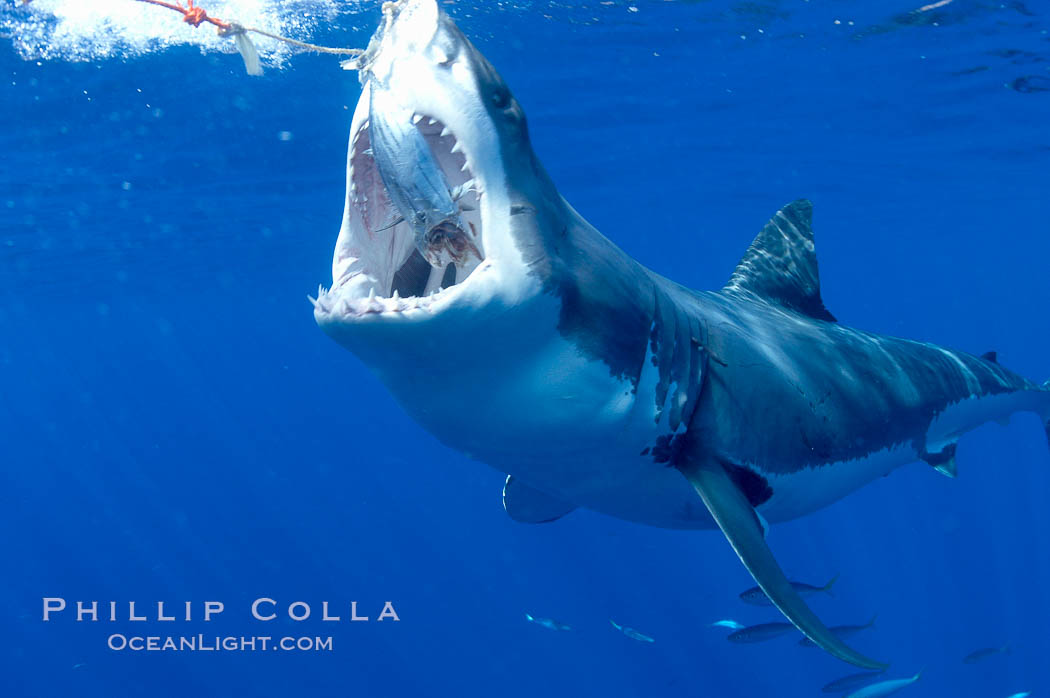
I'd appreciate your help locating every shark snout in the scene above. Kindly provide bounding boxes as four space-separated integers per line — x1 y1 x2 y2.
381 0 441 46
353 0 451 86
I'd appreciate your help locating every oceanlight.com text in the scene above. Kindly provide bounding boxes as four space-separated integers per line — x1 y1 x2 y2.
107 634 334 652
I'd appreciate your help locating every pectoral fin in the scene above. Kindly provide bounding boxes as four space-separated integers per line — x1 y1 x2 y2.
502 476 576 524
678 458 888 670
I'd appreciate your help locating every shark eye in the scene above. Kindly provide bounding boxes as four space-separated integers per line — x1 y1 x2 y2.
490 88 511 110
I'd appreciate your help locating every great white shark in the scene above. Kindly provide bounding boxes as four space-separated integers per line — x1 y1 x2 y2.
312 0 1050 669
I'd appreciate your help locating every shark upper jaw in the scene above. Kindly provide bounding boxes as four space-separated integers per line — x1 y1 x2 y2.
313 0 534 332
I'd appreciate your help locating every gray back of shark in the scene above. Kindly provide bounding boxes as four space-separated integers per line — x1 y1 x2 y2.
317 0 1050 673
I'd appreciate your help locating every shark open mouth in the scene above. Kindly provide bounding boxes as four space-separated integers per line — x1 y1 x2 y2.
318 103 485 318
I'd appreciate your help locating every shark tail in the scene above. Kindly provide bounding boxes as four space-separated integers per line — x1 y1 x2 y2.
1042 381 1050 449
823 573 840 597
866 614 878 629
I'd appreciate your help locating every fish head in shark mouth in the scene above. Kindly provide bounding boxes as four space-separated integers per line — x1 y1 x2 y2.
314 0 564 352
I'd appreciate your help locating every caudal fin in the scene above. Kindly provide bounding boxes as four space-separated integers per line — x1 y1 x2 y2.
823 573 839 597
1035 380 1050 448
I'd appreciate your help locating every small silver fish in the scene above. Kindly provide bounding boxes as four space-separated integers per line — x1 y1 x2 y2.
525 613 570 631
1004 693 1031 698
822 670 887 694
739 574 838 605
844 670 921 698
710 619 745 630
609 619 655 643
726 621 795 644
963 645 1009 664
801 615 877 648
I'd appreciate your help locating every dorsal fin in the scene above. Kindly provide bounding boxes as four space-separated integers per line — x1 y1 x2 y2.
723 199 836 322
981 351 998 364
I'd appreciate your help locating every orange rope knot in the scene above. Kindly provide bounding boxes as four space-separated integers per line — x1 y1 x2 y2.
136 0 231 31
180 0 229 30
182 7 208 27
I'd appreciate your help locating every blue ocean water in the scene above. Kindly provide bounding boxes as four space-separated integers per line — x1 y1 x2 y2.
1 0 1048 695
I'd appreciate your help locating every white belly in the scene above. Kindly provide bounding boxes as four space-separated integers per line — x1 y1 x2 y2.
758 445 916 523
